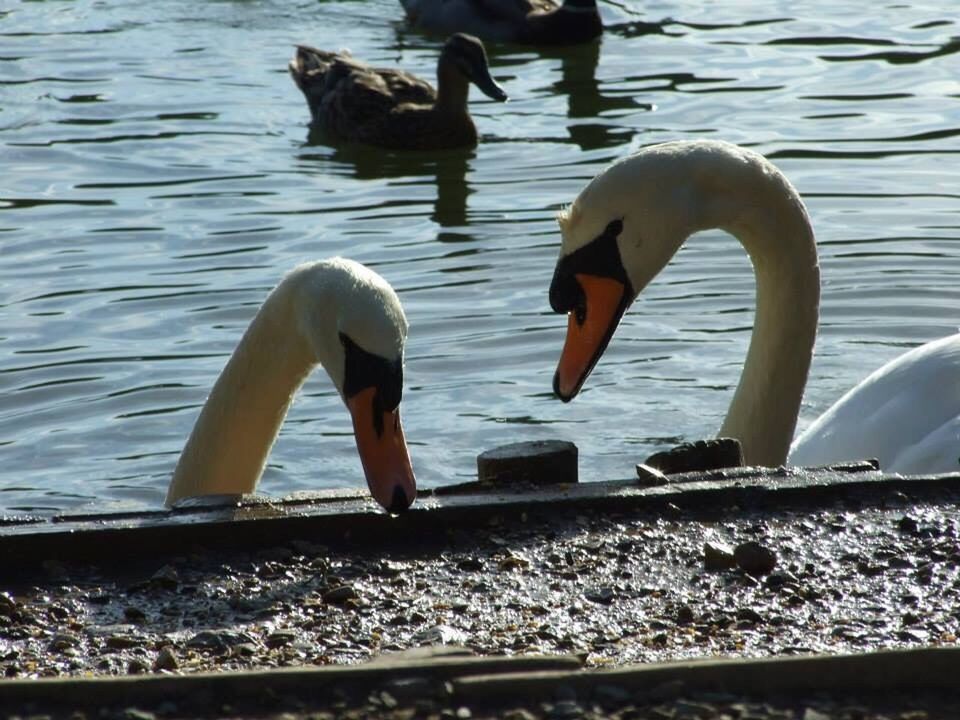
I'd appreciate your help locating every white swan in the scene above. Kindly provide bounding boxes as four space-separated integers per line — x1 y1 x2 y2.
549 139 960 474
166 258 417 513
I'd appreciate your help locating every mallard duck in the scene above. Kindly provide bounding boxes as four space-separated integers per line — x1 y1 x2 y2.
549 139 960 474
166 258 417 514
288 33 508 150
399 0 602 45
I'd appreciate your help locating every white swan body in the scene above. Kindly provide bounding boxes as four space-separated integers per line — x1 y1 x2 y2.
166 258 417 513
549 139 960 475
789 333 960 473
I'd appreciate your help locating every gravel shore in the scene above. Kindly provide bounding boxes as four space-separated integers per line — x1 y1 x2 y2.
2 477 959 718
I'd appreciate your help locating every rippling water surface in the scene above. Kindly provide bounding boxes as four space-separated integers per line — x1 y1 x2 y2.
2 1 959 514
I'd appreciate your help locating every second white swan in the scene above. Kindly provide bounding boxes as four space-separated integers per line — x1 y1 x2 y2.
166 258 417 513
548 139 960 474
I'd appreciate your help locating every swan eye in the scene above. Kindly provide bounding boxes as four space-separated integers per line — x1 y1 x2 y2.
340 333 404 421
573 283 588 325
549 216 631 316
605 218 623 237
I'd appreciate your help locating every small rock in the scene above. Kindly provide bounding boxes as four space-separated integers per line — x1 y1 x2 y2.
123 606 147 623
504 710 538 720
187 630 255 654
635 463 669 486
127 658 150 674
584 587 615 605
703 541 737 571
150 565 180 589
498 553 529 571
802 709 832 720
0 593 17 618
413 625 469 646
266 629 298 648
764 570 797 589
898 515 920 534
456 558 484 572
902 611 921 626
106 634 145 650
734 541 777 575
675 605 695 624
377 560 405 577
323 585 358 604
49 632 81 652
153 647 179 671
736 607 763 624
124 709 156 720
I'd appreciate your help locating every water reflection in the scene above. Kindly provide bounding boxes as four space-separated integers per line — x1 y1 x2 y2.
302 133 472 227
4 0 960 514
547 41 647 150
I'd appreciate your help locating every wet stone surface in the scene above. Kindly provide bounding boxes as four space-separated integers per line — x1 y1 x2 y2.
231 689 960 720
1 492 960 682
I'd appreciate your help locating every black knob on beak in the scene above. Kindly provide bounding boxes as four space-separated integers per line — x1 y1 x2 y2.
388 485 412 515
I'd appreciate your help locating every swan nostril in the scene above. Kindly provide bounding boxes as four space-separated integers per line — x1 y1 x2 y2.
387 485 411 515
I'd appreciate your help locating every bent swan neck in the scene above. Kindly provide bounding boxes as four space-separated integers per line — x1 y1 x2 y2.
166 281 316 504
715 178 820 466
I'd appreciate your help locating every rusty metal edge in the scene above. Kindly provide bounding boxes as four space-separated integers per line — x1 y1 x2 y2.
2 469 960 573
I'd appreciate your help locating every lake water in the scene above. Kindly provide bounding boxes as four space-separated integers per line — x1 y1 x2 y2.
2 1 959 515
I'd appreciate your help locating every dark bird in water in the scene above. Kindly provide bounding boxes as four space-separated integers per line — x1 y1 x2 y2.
289 33 508 150
399 0 602 45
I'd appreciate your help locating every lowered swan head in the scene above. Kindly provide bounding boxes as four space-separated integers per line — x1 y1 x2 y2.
550 141 714 400
297 259 416 513
549 140 819 465
167 258 416 515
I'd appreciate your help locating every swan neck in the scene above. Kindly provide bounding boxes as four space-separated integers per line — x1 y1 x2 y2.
718 207 820 466
167 287 315 503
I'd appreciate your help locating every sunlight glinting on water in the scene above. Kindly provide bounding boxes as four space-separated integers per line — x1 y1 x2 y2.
1 0 959 513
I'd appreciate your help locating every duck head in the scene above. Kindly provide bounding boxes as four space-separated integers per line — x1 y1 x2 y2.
443 33 509 102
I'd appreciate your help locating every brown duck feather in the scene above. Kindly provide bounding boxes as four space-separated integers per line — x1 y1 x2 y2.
289 35 507 151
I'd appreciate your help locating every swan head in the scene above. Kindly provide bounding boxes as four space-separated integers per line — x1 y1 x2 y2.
293 259 416 514
549 142 708 400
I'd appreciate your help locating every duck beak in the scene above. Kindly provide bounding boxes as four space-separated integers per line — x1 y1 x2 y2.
347 387 416 514
473 66 509 102
554 273 630 401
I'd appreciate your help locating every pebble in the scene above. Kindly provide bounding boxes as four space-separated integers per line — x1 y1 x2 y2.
704 541 737 571
734 541 778 575
153 646 179 671
266 629 298 648
106 634 145 650
48 632 80 652
127 658 150 674
149 565 180 589
323 585 359 604
1 497 959 720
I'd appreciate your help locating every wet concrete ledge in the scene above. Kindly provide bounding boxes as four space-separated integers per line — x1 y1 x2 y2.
1 645 958 717
3 465 960 574
0 651 579 715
